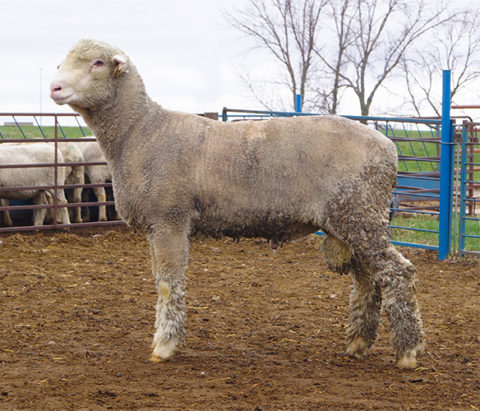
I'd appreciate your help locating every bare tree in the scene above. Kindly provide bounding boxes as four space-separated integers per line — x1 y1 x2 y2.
325 0 456 116
228 0 459 115
401 10 480 117
226 0 327 111
310 0 355 114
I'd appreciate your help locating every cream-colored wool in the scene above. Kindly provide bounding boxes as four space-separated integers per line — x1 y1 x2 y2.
76 138 112 221
50 39 424 368
0 143 71 226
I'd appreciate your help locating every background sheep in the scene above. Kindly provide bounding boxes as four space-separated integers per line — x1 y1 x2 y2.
77 138 115 221
56 141 84 223
1 198 13 226
0 143 70 226
50 39 424 368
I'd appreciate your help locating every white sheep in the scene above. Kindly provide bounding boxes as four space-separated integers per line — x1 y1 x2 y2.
0 143 71 226
76 138 113 221
50 39 424 369
1 198 12 226
56 141 84 223
1 141 83 226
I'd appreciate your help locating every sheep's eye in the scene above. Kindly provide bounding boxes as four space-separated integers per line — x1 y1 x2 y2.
93 60 104 66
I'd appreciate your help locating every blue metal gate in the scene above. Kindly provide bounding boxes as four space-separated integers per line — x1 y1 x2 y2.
457 122 480 256
221 74 456 260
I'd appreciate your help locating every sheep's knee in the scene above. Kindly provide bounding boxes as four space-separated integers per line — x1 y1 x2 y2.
322 236 353 274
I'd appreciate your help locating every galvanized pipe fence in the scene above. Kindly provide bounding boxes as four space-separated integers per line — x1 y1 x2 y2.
0 113 123 232
1 75 478 258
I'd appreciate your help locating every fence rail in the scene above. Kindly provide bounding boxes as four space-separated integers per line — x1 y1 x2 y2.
222 107 449 256
0 113 120 232
2 103 479 258
457 121 480 256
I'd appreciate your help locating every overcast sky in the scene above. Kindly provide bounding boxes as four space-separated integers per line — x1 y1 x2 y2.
0 0 270 116
1 0 479 121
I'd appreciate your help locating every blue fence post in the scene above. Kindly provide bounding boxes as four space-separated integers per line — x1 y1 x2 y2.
439 70 453 260
458 122 469 255
295 94 302 113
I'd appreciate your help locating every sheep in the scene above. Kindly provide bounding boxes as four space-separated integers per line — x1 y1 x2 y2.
1 198 13 226
50 39 424 369
0 143 71 226
76 138 114 221
56 141 84 223
1 141 83 225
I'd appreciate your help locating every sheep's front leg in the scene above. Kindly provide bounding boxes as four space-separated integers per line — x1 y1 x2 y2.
72 165 84 223
148 224 189 362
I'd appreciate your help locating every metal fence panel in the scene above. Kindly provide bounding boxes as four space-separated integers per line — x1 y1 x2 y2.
458 122 480 256
221 108 453 259
0 113 122 232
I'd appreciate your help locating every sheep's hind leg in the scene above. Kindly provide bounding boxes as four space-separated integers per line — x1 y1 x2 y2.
93 187 107 221
322 236 381 359
49 189 71 225
33 192 48 226
148 224 189 362
343 259 382 359
1 199 13 227
357 241 424 369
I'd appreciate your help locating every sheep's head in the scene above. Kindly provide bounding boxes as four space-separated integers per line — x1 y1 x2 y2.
50 39 130 109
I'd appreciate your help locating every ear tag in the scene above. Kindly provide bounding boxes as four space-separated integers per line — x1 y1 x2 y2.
114 64 122 78
112 54 128 78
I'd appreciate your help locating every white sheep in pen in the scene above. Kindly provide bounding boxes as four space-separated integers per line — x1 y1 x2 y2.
76 138 113 221
1 141 83 225
0 143 70 226
56 141 85 223
50 39 424 369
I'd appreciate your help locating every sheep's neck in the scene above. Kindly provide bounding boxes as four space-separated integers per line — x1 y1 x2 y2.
76 76 153 163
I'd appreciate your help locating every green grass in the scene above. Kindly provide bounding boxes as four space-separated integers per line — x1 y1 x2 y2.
382 126 480 180
0 125 91 139
390 214 480 252
383 127 440 174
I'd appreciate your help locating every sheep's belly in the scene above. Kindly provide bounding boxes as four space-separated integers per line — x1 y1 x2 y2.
0 190 40 200
191 215 318 241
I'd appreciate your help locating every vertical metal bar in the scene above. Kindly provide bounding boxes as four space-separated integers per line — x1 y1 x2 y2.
459 122 469 255
452 129 461 254
295 94 302 113
439 70 453 260
53 116 59 227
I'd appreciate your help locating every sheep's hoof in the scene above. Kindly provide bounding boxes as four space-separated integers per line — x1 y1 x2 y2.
343 336 369 359
396 354 417 369
150 337 179 362
396 343 424 369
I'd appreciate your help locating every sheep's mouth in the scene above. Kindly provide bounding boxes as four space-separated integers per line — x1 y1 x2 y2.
50 91 74 105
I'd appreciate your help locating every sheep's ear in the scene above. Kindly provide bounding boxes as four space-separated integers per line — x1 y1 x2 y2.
112 54 128 77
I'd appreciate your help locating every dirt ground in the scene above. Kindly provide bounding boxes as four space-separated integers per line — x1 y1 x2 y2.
0 227 478 410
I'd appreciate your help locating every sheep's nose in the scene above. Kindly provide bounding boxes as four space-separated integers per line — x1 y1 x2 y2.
50 80 72 104
50 81 63 93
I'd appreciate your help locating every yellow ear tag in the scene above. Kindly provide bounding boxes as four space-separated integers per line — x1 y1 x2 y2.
114 64 122 78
